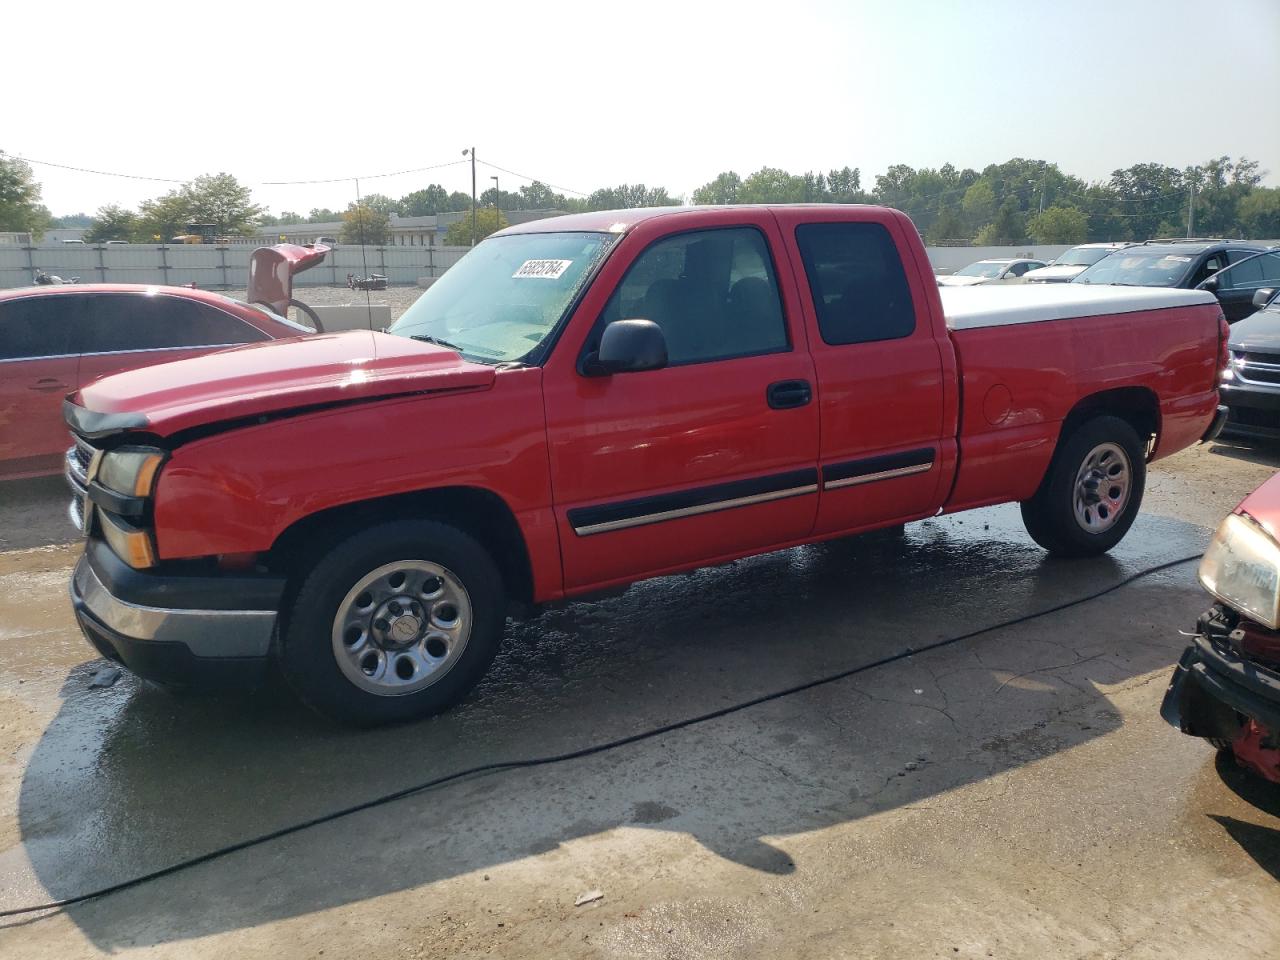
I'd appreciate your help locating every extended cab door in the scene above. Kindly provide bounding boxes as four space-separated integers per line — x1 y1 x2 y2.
542 214 820 591
774 209 953 536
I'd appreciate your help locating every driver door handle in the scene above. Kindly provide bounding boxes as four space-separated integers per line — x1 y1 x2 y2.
767 379 812 410
29 378 69 393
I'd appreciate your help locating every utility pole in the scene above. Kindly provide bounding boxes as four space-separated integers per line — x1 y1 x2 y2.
1187 175 1197 238
462 147 477 246
1039 166 1047 216
491 175 500 221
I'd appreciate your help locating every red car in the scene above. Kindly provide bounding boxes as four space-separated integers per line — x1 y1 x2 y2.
1162 471 1280 782
0 284 310 480
62 204 1226 724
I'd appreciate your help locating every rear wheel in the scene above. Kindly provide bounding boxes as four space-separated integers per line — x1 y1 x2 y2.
1021 415 1146 557
279 519 505 725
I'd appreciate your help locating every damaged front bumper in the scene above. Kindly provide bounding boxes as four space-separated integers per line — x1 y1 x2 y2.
70 538 284 689
1161 606 1280 782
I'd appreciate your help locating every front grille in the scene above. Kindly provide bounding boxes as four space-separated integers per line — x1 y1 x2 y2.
1228 406 1277 428
1234 352 1280 386
64 436 98 535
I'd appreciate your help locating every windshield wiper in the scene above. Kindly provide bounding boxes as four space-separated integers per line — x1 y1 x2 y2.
410 334 463 352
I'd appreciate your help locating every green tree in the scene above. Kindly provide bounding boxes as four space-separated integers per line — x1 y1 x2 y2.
181 173 263 235
926 206 966 244
444 208 508 245
0 152 51 239
1238 187 1280 239
517 181 569 210
49 212 92 228
737 167 807 204
585 184 676 210
1027 205 1088 244
826 166 863 202
308 207 339 222
359 193 399 216
341 203 391 245
136 190 194 242
692 171 742 205
975 202 1027 244
961 180 996 230
85 204 138 242
399 184 451 216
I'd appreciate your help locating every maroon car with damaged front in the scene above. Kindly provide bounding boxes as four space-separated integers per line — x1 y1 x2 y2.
1162 471 1280 782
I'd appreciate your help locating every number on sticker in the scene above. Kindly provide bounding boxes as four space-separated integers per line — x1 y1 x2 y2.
513 259 573 279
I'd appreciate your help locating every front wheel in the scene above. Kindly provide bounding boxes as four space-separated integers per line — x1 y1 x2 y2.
1020 415 1146 557
279 519 505 725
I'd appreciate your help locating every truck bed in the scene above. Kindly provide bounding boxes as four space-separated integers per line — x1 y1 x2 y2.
939 283 1222 513
940 284 1219 329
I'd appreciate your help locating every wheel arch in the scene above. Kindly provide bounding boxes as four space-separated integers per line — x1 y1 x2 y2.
267 485 535 613
1058 386 1161 459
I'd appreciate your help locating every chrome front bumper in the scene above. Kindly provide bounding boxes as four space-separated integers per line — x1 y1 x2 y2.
72 558 276 657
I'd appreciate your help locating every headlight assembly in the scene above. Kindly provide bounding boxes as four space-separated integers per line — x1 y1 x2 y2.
1199 512 1280 629
96 447 165 498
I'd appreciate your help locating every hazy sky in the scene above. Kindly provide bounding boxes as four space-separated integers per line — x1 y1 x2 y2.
7 0 1279 217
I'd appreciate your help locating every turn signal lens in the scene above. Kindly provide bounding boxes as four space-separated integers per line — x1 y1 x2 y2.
99 511 157 569
97 447 165 498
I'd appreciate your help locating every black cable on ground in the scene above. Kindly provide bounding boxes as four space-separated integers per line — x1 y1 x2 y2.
0 554 1199 920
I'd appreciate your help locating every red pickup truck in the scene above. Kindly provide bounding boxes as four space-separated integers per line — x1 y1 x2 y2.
62 205 1228 724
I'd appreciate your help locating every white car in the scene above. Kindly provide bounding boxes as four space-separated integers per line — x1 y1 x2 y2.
935 258 1047 286
1023 243 1131 283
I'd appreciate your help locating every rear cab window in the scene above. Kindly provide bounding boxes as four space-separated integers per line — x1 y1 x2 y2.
793 222 917 345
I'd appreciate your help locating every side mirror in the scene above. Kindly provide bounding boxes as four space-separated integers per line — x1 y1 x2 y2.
1254 287 1278 310
584 319 668 376
1200 275 1220 293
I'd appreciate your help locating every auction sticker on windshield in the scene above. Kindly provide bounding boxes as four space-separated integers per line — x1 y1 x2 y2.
513 259 573 279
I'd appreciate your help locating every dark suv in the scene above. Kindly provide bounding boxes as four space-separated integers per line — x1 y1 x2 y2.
1072 239 1268 321
1217 249 1280 439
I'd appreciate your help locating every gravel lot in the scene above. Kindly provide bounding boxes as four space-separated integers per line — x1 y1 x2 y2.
221 284 427 324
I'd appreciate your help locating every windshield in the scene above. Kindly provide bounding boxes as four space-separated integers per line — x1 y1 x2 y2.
955 261 1007 278
388 231 616 363
1055 247 1115 267
1073 250 1195 287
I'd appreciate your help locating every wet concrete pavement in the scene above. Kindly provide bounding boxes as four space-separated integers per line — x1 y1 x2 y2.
1 442 1279 957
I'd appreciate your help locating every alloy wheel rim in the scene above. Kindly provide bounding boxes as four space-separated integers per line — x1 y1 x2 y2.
331 560 472 697
1072 442 1131 534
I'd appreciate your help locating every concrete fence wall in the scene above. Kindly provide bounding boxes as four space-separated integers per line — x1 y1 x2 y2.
0 244 472 290
0 241 1081 290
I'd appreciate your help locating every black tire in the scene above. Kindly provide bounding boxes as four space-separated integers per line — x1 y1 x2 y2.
1020 415 1146 557
278 519 505 725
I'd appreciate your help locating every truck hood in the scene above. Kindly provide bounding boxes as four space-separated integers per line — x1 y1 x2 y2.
71 330 496 439
1228 306 1280 353
1237 471 1280 544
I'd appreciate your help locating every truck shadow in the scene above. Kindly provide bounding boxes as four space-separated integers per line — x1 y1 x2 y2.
1209 437 1280 469
1208 753 1280 883
11 506 1211 948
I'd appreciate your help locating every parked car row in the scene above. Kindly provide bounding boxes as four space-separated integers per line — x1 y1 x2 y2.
934 257 1047 286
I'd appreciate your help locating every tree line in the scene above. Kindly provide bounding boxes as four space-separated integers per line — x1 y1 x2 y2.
3 150 1278 247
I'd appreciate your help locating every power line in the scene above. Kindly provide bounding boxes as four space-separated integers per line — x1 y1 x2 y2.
260 159 469 186
477 160 588 197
